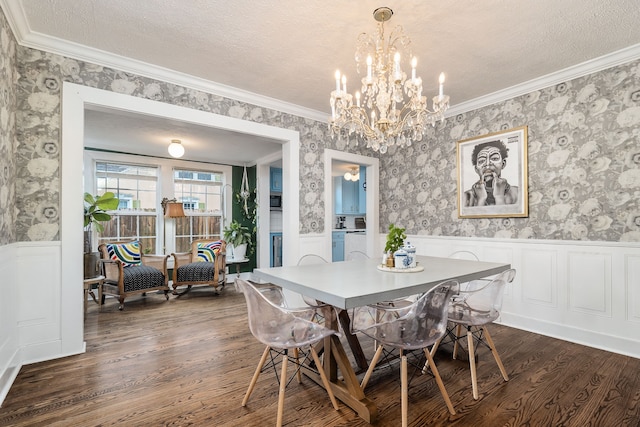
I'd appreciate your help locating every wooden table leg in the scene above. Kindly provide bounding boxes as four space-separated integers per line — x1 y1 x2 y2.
306 308 378 423
337 309 368 373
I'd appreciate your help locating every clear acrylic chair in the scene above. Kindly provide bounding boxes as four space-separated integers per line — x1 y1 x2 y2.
351 280 459 426
438 268 516 400
346 250 369 261
296 254 330 319
235 278 339 427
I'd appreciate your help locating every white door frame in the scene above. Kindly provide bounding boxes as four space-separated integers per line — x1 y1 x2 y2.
62 82 299 353
324 149 379 258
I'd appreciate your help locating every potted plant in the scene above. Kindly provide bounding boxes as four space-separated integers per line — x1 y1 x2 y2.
223 219 253 261
384 223 406 267
83 192 119 277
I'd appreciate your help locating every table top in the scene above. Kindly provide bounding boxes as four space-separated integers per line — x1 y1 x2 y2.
253 255 510 309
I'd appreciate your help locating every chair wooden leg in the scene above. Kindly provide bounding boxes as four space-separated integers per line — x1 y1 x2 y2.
361 344 384 390
452 324 462 359
310 347 339 411
242 346 270 406
401 352 408 427
483 327 509 381
293 348 302 384
276 353 288 427
423 337 443 374
424 348 456 415
467 326 479 400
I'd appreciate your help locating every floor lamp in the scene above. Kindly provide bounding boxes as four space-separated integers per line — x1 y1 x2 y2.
161 197 186 255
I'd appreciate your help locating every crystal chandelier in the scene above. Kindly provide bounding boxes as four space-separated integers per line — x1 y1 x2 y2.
329 7 449 154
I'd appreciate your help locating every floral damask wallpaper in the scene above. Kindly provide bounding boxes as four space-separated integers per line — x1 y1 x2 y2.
379 60 640 242
0 9 17 245
13 46 358 241
3 2 639 243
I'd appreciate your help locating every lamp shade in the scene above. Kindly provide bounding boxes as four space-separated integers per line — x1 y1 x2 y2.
165 202 186 218
168 139 185 158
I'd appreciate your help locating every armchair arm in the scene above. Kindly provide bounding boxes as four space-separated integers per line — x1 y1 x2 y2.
171 252 192 270
99 259 125 296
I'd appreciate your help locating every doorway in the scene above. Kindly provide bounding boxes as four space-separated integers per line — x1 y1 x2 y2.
324 149 379 258
61 82 300 353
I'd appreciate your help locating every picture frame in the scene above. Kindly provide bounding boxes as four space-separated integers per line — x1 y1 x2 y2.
457 125 528 218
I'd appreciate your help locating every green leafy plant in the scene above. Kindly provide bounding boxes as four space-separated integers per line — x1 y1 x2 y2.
84 192 119 233
223 220 253 251
384 223 406 253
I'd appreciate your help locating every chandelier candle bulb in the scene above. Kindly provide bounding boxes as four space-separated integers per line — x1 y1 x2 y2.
411 57 417 81
394 52 401 81
439 72 445 98
335 70 341 92
356 91 361 107
342 75 347 94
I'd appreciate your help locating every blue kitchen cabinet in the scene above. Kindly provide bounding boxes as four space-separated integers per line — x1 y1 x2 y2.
334 176 360 214
270 167 282 193
270 232 282 267
332 231 345 262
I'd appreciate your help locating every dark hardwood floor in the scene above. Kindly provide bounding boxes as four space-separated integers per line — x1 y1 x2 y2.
1 286 638 426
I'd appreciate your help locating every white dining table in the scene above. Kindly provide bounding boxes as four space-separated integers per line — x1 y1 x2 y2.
253 255 511 423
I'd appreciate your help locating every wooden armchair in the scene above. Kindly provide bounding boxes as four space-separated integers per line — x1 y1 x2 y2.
171 239 227 296
98 240 170 310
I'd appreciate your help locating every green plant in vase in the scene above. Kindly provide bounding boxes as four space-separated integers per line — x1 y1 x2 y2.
384 223 406 267
223 220 253 260
83 191 119 277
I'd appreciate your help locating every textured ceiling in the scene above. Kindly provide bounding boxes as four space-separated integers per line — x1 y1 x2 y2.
4 0 640 166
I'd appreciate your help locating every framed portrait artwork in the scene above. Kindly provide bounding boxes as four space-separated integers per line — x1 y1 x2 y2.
457 125 528 218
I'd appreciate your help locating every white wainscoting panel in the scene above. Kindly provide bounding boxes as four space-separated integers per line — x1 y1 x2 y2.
567 251 611 316
627 254 640 323
389 235 640 359
521 248 556 307
0 243 20 406
16 242 64 363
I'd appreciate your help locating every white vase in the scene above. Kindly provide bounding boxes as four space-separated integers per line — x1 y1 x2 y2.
232 243 247 261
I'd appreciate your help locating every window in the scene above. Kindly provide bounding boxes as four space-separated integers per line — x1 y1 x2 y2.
173 168 224 252
95 162 159 253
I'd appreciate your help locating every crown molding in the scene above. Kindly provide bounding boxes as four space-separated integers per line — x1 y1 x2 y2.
3 0 640 123
446 43 640 117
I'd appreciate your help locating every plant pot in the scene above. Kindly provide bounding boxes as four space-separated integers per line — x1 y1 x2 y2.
231 243 247 261
84 252 100 279
84 230 92 254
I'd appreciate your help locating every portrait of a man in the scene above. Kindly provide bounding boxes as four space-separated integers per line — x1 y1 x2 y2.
464 140 519 207
457 126 528 218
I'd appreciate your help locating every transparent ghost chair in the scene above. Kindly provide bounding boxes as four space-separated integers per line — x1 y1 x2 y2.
351 280 459 426
296 254 331 322
435 268 516 400
346 250 370 261
235 278 339 427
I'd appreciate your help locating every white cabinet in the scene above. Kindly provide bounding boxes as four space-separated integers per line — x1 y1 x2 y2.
344 232 366 258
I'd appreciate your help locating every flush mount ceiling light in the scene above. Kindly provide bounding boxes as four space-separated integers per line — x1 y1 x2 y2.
329 6 449 154
344 167 360 181
168 139 185 158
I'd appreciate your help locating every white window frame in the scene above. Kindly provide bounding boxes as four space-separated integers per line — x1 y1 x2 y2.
83 150 233 256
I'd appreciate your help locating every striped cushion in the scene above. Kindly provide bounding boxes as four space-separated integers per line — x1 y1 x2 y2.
196 241 222 262
106 241 142 267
